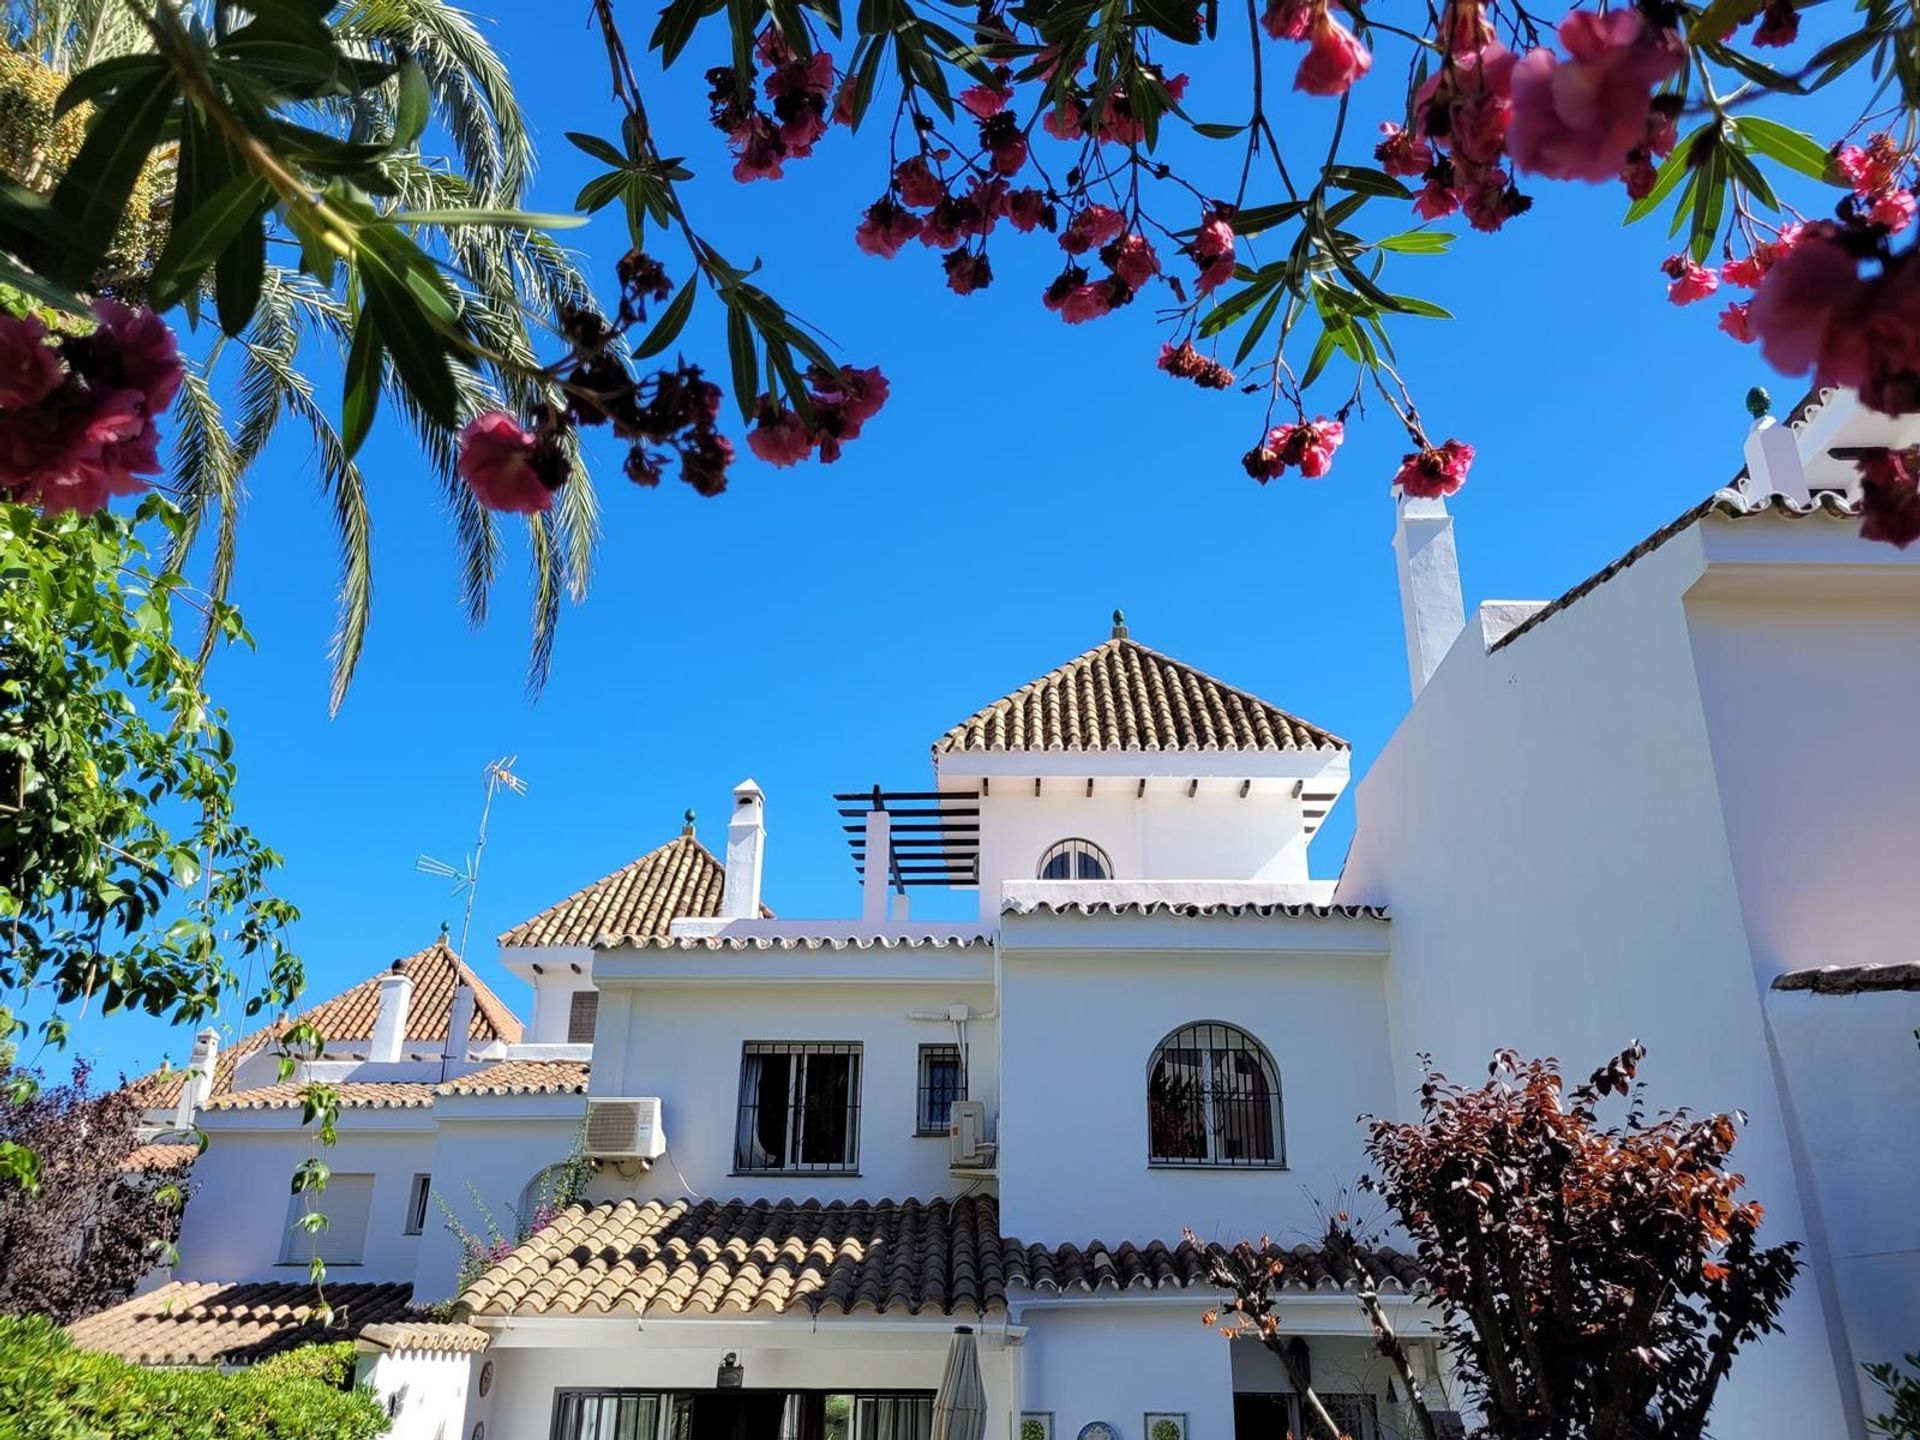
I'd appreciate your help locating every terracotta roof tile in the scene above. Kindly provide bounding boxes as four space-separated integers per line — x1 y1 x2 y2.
130 939 521 1111
935 636 1345 755
500 834 768 948
122 1142 200 1173
204 1081 438 1112
357 1321 491 1353
436 1059 591 1096
1001 899 1388 920
66 1280 415 1365
1772 962 1920 994
457 1195 1423 1319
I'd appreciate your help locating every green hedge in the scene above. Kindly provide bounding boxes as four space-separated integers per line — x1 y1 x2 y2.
0 1316 388 1439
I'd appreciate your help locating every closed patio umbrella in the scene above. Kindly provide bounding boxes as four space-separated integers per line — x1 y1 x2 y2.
931 1326 987 1440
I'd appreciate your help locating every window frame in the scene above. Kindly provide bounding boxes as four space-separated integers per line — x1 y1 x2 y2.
733 1042 864 1175
1146 1021 1286 1169
914 1044 967 1136
278 1171 375 1265
1035 837 1113 881
567 989 599 1044
403 1173 432 1235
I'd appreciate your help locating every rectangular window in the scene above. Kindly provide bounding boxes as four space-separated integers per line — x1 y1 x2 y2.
552 1389 663 1440
851 1395 933 1440
568 989 600 1043
734 1042 862 1173
404 1173 432 1235
280 1173 374 1265
916 1045 966 1135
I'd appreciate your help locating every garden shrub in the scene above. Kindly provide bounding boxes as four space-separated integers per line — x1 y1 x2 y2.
250 1341 359 1391
0 1315 387 1438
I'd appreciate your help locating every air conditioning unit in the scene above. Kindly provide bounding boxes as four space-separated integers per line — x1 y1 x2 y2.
584 1097 667 1164
949 1100 990 1168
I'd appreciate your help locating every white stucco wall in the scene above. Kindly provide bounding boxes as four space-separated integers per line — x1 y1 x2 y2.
174 1122 435 1283
1767 986 1920 1402
357 1347 483 1440
416 1109 587 1302
1682 578 1920 982
1337 524 1858 1437
970 785 1325 925
586 977 997 1207
996 923 1395 1249
1018 1304 1234 1440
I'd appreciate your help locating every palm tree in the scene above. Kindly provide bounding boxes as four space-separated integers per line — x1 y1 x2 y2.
5 0 599 707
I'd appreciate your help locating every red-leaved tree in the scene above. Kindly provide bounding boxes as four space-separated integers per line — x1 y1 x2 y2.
1364 1043 1801 1440
0 1061 187 1324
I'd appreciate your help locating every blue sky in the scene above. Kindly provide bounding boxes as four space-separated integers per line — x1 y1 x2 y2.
56 8 1866 1080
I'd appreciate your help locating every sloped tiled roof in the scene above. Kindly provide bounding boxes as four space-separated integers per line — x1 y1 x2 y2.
204 1081 439 1112
1490 488 1866 654
66 1281 415 1365
457 1195 1423 1319
437 1059 591 1097
935 635 1346 755
500 832 760 947
131 939 522 1112
122 1142 199 1173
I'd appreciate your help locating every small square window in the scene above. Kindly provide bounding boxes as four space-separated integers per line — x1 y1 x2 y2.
734 1043 862 1172
917 1045 966 1135
281 1173 373 1265
568 990 599 1044
404 1173 432 1235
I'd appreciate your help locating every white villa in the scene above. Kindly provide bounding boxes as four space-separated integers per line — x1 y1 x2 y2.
69 387 1919 1440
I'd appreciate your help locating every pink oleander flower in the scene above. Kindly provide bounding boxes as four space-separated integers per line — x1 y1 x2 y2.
0 313 63 410
746 403 814 466
1663 254 1720 305
1295 11 1372 96
1870 190 1917 233
1719 301 1754 343
92 299 184 414
1043 102 1085 141
1376 123 1434 178
1751 0 1798 45
1158 340 1235 389
1836 135 1904 197
894 156 946 209
1439 0 1496 55
1059 283 1112 324
1394 437 1475 497
1190 212 1237 295
1746 225 1867 379
1507 10 1684 183
1262 0 1311 40
1272 417 1346 477
1060 203 1127 255
987 123 1029 177
457 411 555 514
1008 189 1054 233
944 250 993 294
1106 233 1160 291
960 83 1010 118
1461 174 1526 231
1858 447 1920 547
27 389 160 515
856 198 924 258
1621 151 1657 200
730 116 787 182
1414 180 1460 220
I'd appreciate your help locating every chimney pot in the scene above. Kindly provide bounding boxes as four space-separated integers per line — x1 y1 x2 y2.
172 1027 221 1131
1394 492 1467 699
370 968 414 1063
721 780 766 920
444 981 476 1065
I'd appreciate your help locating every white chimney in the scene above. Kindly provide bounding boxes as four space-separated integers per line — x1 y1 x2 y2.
369 963 413 1063
862 804 892 924
1743 412 1808 503
171 1027 220 1130
721 779 766 920
1394 492 1466 699
443 982 475 1065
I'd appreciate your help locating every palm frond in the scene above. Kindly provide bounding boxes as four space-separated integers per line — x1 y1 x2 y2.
523 506 564 697
339 0 532 201
167 362 242 671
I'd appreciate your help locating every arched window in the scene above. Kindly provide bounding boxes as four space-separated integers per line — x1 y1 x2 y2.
1147 1022 1284 1167
514 1163 571 1236
1037 838 1112 880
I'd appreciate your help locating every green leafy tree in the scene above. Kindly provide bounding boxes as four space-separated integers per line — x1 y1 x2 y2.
0 495 299 1185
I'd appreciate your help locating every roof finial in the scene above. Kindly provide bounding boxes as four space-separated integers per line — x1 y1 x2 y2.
438 918 450 940
682 807 696 835
1111 608 1128 640
1746 385 1772 420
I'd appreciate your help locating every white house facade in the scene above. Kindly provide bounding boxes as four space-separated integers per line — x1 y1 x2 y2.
68 387 1918 1440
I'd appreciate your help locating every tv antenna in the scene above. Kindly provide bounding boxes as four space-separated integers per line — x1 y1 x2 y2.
416 755 527 958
